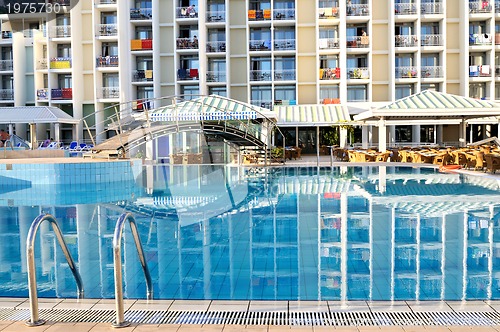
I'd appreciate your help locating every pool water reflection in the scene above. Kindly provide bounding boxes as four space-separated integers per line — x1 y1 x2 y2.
0 165 499 301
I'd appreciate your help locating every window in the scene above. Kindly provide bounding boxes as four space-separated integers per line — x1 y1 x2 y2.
319 1 338 9
319 55 339 69
136 0 152 8
347 85 367 101
180 85 199 99
179 55 199 69
421 53 439 66
320 86 340 101
319 27 338 39
251 85 272 107
421 83 439 91
395 54 413 67
346 24 367 37
274 85 296 101
0 47 12 60
395 84 414 99
469 52 487 65
207 29 225 42
274 27 295 40
1 75 12 89
209 86 227 97
56 14 70 26
178 25 198 39
250 27 271 41
101 12 117 24
347 55 367 68
135 26 152 39
495 83 500 100
274 56 295 80
102 42 118 56
469 83 487 99
249 0 270 10
469 23 487 35
58 74 72 88
395 126 412 142
103 73 119 87
395 23 415 36
57 44 71 58
137 86 154 99
421 23 439 35
420 126 435 143
136 56 153 70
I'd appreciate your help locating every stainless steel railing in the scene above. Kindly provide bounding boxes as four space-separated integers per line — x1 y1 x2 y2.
112 212 153 328
26 214 84 326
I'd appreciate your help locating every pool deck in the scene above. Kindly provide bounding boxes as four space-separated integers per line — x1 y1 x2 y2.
1 155 500 331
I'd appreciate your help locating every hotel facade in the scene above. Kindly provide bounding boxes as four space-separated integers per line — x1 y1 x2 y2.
0 0 499 152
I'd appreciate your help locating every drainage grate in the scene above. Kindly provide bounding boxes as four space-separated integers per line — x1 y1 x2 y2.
1 308 500 326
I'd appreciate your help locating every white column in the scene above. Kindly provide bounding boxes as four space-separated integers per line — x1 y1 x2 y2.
388 125 396 148
361 125 372 149
459 120 467 147
412 124 421 145
54 123 61 143
71 0 84 142
378 117 387 152
340 127 348 148
437 124 443 145
12 32 28 141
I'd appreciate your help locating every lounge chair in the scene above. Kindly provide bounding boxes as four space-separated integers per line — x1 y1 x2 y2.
484 153 500 173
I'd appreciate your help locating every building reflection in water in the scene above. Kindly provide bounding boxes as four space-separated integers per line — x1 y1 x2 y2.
0 165 499 301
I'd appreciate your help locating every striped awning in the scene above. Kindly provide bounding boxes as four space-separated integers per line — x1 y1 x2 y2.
150 95 276 122
273 104 351 126
354 90 500 122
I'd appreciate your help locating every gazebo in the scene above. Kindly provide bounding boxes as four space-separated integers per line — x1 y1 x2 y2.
353 90 500 151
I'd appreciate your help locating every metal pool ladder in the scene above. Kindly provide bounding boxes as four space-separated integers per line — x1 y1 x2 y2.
26 214 84 327
112 212 153 328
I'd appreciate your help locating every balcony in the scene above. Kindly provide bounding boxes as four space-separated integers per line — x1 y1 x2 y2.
97 0 117 4
395 66 419 78
274 39 295 51
96 55 118 67
469 65 491 77
176 6 198 18
37 88 48 100
206 71 226 82
273 8 295 20
0 89 13 100
274 69 296 81
347 4 369 16
131 39 153 50
421 66 443 78
496 2 500 13
206 10 225 22
206 41 226 52
51 26 71 38
50 57 71 69
319 67 340 80
346 36 370 48
132 70 153 82
130 8 152 20
0 60 13 71
177 68 199 80
274 99 297 106
318 7 339 19
421 34 443 46
319 38 340 49
251 100 273 108
249 39 271 51
248 9 272 21
176 37 198 50
102 87 119 99
51 88 72 99
96 24 118 37
250 70 272 81
469 33 492 46
37 59 48 70
394 3 417 15
421 2 443 14
347 67 369 79
469 1 492 13
395 35 418 47
1 31 12 40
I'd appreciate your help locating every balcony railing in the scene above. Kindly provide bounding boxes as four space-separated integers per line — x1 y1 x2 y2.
394 3 417 15
274 39 295 50
0 89 13 100
51 26 71 38
131 39 153 50
469 33 492 45
318 7 339 18
96 55 118 67
1 31 12 39
177 68 199 80
98 0 117 4
319 38 340 49
37 59 48 70
250 70 272 81
176 6 198 18
319 67 340 80
133 70 153 82
469 65 491 77
347 67 369 79
0 60 13 71
37 88 48 100
469 1 492 13
421 65 443 78
50 57 72 69
96 24 117 37
346 35 370 48
273 8 295 20
248 9 272 20
130 8 152 20
206 41 226 52
249 39 271 51
421 34 443 46
395 35 418 47
206 71 226 82
177 37 198 49
251 100 273 109
347 4 369 16
496 2 500 13
51 88 72 99
274 69 296 81
395 66 419 78
421 2 443 14
206 10 225 22
102 87 119 99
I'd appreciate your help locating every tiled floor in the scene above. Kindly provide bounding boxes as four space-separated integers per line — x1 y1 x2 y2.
1 298 500 331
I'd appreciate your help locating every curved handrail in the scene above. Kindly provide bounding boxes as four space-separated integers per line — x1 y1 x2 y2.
26 214 84 327
112 212 153 328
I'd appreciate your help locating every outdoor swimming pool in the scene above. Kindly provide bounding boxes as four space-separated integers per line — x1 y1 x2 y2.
0 164 500 302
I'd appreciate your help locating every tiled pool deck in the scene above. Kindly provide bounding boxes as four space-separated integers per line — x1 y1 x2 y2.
1 156 500 330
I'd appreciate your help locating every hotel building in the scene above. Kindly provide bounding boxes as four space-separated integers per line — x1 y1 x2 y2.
0 0 499 151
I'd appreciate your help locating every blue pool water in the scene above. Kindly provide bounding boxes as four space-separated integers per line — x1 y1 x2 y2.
1 164 500 301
